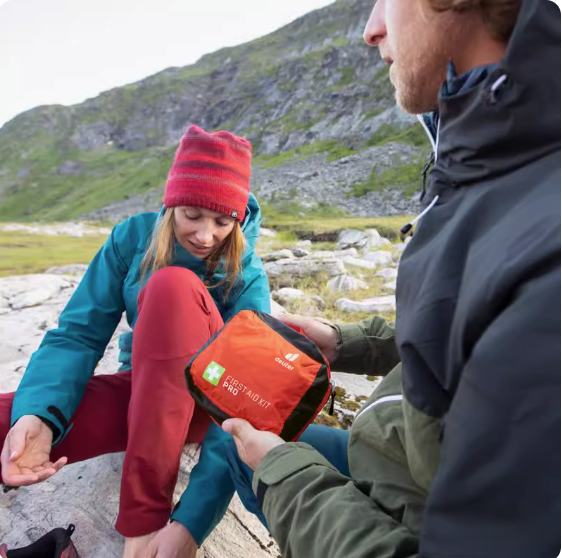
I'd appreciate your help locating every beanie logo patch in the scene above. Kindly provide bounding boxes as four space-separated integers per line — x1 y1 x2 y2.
231 210 238 218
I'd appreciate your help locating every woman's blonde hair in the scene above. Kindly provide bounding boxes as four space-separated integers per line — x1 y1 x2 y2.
140 208 246 299
427 0 520 42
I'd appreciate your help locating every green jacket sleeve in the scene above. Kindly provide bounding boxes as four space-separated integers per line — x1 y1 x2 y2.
331 316 399 376
254 443 419 558
11 224 130 443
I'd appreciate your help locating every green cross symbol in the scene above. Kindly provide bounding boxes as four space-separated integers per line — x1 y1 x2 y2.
203 361 225 386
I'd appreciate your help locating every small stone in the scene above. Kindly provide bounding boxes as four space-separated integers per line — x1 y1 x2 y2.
375 268 399 280
290 248 310 258
259 227 277 238
363 251 394 266
276 288 305 304
383 280 397 291
309 295 326 311
261 249 295 263
327 275 369 294
296 240 312 248
335 295 396 314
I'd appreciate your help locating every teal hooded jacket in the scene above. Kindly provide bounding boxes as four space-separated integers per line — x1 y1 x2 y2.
11 194 271 543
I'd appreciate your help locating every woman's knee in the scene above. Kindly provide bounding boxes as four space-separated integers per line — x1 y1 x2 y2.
139 267 207 309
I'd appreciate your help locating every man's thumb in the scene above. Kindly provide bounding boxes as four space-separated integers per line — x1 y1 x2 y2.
223 418 254 440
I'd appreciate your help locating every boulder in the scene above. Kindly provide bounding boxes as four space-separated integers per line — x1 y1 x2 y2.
363 251 394 266
260 249 295 263
265 258 346 278
0 275 75 310
326 275 369 294
375 268 399 280
336 229 383 253
335 296 396 314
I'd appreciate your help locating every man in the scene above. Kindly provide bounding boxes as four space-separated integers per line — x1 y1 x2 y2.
223 0 561 556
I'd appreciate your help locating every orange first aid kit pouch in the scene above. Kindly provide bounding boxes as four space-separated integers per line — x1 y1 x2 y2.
185 310 332 441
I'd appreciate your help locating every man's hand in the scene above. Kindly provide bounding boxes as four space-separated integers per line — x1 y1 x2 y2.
223 419 284 471
143 522 198 558
278 313 339 364
1 415 67 487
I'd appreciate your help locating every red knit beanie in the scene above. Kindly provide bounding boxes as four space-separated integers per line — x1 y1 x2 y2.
163 125 252 222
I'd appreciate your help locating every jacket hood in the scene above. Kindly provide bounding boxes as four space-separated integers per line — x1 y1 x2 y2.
432 0 560 188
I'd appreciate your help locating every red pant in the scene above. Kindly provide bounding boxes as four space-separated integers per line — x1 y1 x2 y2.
0 267 224 537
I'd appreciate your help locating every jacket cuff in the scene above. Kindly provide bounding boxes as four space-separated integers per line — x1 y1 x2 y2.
253 443 336 496
11 404 69 446
330 323 369 371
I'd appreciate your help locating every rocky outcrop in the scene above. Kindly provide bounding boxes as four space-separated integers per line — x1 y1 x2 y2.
0 0 426 223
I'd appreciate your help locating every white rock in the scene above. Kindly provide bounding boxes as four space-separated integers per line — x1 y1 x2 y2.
265 258 346 278
393 243 407 256
340 256 377 270
379 237 392 246
363 251 394 266
383 280 397 291
333 248 359 259
260 249 295 262
336 295 396 314
336 229 383 252
405 236 412 245
276 287 305 304
0 297 9 315
10 288 61 310
327 275 369 294
303 251 335 259
296 240 312 248
259 227 277 238
45 264 89 276
375 268 399 280
0 274 71 301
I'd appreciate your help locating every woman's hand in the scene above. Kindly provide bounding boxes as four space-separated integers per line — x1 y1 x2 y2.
143 522 198 558
1 415 67 487
278 313 339 364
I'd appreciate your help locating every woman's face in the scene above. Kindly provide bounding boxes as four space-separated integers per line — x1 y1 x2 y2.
173 206 236 258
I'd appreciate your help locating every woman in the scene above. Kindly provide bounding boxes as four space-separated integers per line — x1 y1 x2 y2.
0 125 271 557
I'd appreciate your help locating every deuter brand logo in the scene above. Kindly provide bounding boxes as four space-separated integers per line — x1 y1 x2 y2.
285 353 299 362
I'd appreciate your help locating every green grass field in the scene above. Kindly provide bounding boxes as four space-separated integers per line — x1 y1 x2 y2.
0 231 108 277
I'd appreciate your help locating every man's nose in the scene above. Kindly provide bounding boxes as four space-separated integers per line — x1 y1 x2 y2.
363 0 386 47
